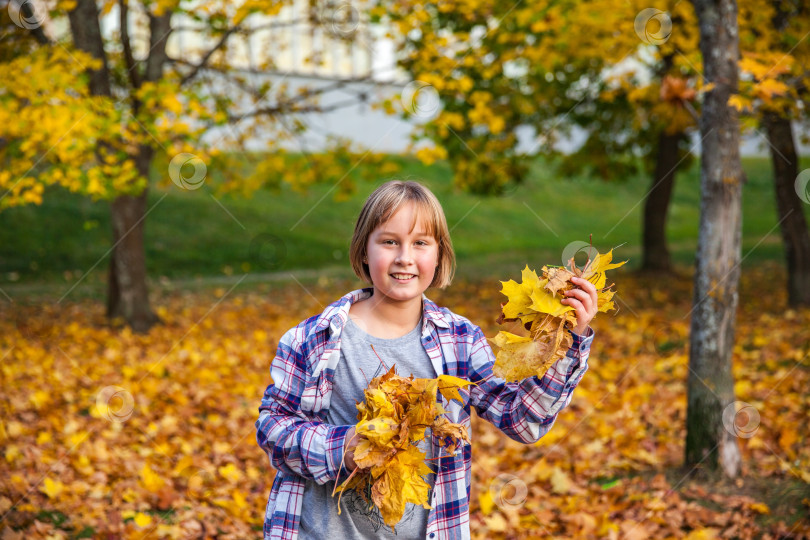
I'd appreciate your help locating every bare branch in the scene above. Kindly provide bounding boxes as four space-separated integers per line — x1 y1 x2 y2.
180 24 241 86
119 0 141 89
172 19 306 34
243 19 309 32
228 98 367 123
167 56 378 108
166 55 232 75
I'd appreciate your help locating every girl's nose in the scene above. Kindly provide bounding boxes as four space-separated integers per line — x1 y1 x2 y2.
396 247 414 265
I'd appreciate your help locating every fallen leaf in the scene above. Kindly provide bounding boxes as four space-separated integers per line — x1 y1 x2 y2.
39 477 64 499
550 467 573 494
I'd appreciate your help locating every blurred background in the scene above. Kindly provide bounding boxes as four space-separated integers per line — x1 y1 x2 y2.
1 0 809 538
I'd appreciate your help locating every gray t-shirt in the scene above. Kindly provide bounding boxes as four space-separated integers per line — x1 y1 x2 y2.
299 315 436 539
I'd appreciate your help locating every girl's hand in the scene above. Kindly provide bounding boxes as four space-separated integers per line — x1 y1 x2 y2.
343 426 362 470
562 276 598 336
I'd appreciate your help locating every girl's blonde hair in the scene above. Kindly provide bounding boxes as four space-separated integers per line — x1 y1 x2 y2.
350 180 456 289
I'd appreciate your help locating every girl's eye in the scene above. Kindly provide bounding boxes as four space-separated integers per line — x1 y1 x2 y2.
381 239 430 245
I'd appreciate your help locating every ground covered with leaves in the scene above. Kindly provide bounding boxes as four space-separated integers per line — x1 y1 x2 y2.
1 262 809 539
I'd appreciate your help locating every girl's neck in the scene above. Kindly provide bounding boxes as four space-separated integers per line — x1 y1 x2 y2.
350 290 423 339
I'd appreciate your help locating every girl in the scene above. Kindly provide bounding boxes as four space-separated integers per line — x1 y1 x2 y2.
256 180 598 539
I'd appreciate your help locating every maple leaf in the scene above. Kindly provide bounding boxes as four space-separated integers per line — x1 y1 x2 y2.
498 265 542 325
491 314 572 381
574 248 626 291
353 437 397 469
493 248 626 381
140 463 166 493
432 416 470 455
370 445 433 529
543 266 576 296
407 380 439 442
333 363 472 528
437 374 475 404
357 417 399 446
123 510 154 528
530 282 576 323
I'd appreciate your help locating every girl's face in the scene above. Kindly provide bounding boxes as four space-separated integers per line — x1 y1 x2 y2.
365 201 439 307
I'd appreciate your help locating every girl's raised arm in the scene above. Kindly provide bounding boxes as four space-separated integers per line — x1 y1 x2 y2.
467 324 593 444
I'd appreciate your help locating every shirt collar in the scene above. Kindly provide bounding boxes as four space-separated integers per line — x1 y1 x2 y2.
315 287 451 333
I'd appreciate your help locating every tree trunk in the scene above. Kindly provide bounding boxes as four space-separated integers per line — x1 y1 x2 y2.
106 147 160 332
685 0 744 478
67 0 111 97
105 10 171 333
762 111 810 306
641 130 683 273
69 0 161 332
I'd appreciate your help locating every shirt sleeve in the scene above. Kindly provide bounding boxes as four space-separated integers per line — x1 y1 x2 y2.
255 326 352 485
467 324 593 444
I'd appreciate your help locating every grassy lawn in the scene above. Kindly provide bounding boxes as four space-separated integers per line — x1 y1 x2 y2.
1 154 808 294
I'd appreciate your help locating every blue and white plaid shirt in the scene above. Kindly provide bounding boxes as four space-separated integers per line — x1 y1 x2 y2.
256 287 593 539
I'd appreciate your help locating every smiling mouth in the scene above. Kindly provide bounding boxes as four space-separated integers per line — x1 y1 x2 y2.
391 273 417 280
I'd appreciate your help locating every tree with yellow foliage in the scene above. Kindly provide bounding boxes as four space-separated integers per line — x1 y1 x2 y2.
378 0 809 296
0 0 390 331
736 1 810 307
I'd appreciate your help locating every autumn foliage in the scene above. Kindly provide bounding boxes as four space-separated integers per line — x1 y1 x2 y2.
333 364 472 528
492 250 627 381
1 266 808 538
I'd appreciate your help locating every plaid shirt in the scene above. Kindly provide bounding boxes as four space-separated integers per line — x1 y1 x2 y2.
256 287 593 539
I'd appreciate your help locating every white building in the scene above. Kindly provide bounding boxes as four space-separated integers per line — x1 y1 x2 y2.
43 1 806 156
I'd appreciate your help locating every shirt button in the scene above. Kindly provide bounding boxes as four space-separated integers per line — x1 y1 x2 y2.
429 534 435 539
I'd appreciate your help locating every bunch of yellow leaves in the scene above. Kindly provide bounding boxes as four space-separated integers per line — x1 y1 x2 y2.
492 248 627 381
332 364 474 529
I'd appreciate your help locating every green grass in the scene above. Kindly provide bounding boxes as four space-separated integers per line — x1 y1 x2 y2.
1 154 808 292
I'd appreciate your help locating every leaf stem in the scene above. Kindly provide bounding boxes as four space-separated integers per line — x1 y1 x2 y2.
369 344 391 372
333 431 360 497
